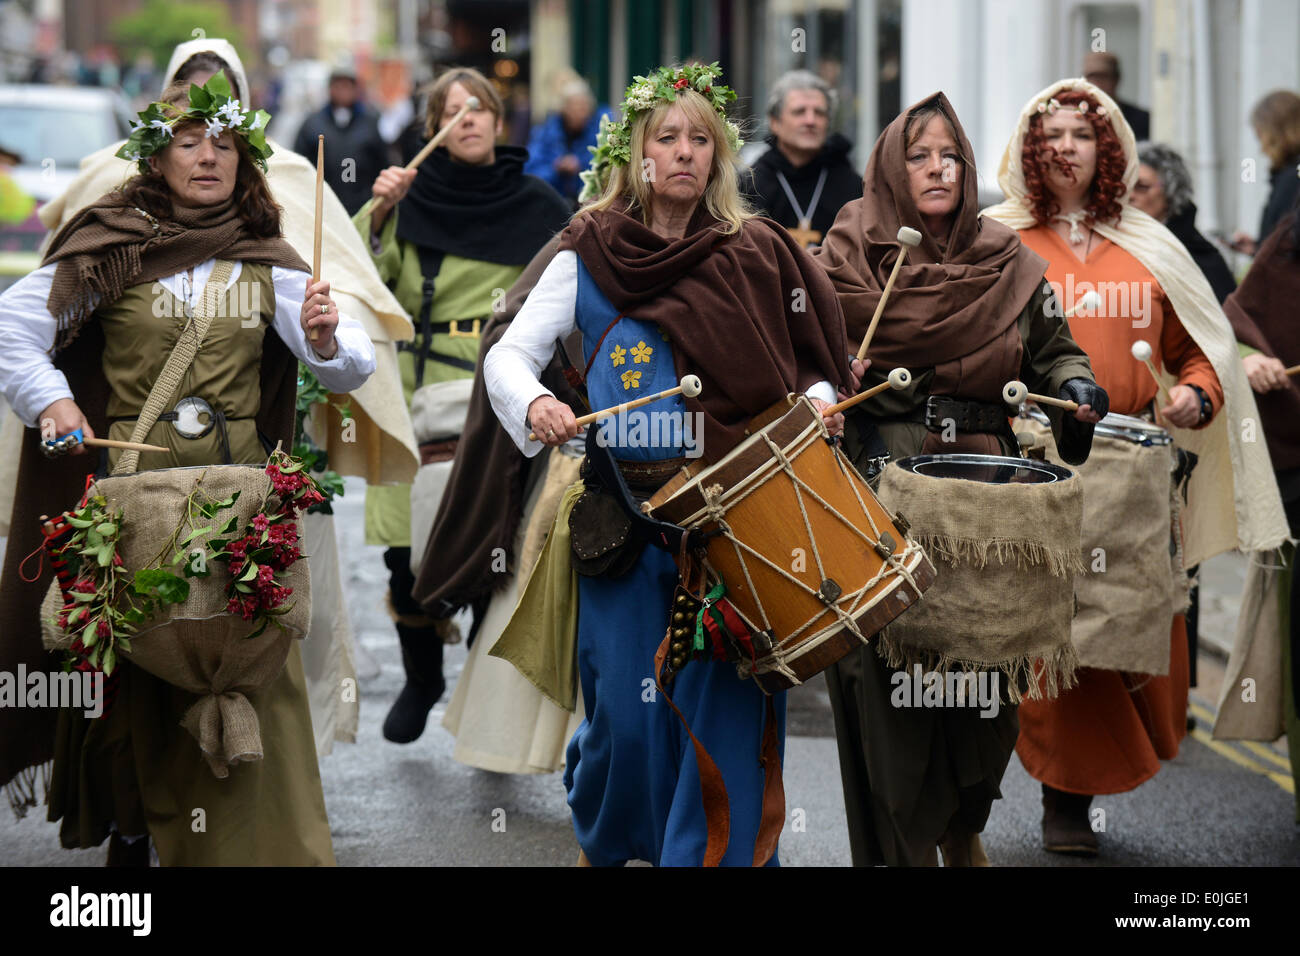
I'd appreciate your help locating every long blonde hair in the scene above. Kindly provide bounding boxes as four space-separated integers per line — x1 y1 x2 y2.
578 89 754 235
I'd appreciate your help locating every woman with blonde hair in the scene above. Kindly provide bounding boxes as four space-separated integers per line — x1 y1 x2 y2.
1230 89 1300 254
485 63 851 866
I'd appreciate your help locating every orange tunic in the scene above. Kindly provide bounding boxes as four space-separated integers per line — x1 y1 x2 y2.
1014 225 1222 795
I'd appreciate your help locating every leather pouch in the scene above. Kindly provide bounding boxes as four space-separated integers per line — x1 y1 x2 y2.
568 485 645 578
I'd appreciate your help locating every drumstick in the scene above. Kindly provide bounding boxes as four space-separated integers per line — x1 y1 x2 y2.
43 433 169 455
1002 380 1078 411
823 368 912 417
1284 363 1300 377
528 375 703 441
86 437 170 453
1131 340 1173 408
1063 290 1102 319
354 96 482 221
309 134 324 344
855 227 923 361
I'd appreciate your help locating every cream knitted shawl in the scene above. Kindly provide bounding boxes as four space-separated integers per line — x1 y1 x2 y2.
982 78 1288 563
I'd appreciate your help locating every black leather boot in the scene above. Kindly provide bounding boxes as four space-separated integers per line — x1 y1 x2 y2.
382 622 447 744
106 832 150 867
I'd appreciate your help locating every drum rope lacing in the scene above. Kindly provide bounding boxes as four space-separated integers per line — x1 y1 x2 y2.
698 427 925 684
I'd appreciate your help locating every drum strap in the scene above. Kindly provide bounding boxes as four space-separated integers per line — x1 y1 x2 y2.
652 547 786 868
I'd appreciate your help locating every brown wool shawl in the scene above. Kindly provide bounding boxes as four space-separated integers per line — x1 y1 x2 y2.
559 200 852 461
42 189 308 348
1223 213 1300 472
813 92 1047 398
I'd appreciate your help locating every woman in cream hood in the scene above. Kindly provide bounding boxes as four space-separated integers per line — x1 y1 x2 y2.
32 39 419 491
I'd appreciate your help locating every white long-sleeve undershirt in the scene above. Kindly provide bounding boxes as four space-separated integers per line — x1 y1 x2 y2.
0 259 376 427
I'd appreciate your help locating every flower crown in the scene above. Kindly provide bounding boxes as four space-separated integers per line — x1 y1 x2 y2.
578 62 742 203
1035 96 1107 118
116 71 273 175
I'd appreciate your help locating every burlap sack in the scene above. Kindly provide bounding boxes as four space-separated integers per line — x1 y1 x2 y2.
874 459 1083 701
1021 416 1186 675
40 464 311 778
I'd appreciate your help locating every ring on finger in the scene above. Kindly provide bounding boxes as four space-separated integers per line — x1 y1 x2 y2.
320 303 330 314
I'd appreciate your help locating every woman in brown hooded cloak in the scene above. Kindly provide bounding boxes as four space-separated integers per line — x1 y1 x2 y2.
812 92 1106 866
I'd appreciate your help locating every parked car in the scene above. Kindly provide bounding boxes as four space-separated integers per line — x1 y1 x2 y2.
0 84 135 202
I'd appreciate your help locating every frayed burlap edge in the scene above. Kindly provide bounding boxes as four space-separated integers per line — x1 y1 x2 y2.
5 760 51 820
875 632 1080 703
916 533 1086 579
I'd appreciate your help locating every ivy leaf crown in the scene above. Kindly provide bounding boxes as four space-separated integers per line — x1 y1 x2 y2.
116 70 274 175
578 61 743 203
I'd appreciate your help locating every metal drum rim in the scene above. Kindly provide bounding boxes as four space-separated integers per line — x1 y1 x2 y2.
1023 404 1171 445
893 453 1075 483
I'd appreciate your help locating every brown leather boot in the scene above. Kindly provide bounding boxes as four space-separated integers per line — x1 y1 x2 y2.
1041 784 1099 856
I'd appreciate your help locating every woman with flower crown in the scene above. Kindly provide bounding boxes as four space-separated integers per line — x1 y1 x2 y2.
484 63 852 866
984 78 1286 856
0 75 375 865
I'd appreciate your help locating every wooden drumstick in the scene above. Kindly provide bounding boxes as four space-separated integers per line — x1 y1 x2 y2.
824 368 912 417
528 375 703 441
855 227 923 360
309 134 324 344
354 96 482 221
1002 380 1078 411
1131 340 1173 408
86 437 170 453
1063 289 1102 319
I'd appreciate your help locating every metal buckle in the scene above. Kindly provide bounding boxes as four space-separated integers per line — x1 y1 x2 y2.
448 318 481 338
172 397 215 439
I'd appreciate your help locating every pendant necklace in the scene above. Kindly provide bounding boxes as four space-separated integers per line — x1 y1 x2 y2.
777 167 828 247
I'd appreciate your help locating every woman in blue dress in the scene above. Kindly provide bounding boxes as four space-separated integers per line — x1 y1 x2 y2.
484 63 855 866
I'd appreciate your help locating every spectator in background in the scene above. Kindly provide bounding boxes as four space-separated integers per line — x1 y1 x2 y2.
524 78 607 205
1083 51 1150 141
294 66 389 215
1230 90 1300 255
745 70 860 247
1134 143 1237 303
0 147 35 226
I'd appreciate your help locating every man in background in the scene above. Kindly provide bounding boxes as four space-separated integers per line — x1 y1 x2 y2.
744 70 860 247
295 66 389 216
1083 51 1150 141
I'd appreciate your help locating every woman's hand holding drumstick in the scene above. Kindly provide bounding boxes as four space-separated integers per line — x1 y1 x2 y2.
1131 340 1202 428
301 134 339 355
1003 380 1104 423
360 95 483 228
855 227 923 361
527 375 704 445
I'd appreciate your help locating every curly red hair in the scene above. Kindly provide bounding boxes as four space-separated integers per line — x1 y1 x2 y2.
1021 91 1127 227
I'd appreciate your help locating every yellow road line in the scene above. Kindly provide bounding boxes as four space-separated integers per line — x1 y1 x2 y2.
1187 700 1293 771
1189 728 1295 793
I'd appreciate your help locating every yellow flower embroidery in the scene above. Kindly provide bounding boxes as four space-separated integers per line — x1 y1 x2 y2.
631 341 653 364
609 344 627 367
620 369 642 390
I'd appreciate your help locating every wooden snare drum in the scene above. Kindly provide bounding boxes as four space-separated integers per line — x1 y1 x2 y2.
648 395 934 694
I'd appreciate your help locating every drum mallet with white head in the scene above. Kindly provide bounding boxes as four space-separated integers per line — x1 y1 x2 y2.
855 227 924 361
824 368 912 417
1002 380 1078 411
1063 290 1102 319
528 375 703 441
1131 340 1173 408
354 96 482 221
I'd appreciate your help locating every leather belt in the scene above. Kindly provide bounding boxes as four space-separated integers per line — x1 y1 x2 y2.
882 395 1012 435
613 456 687 493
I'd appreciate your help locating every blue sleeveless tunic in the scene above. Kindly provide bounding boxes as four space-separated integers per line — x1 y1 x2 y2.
563 259 786 866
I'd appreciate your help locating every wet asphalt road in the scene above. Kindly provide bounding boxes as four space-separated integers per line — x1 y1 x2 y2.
2 478 1296 866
